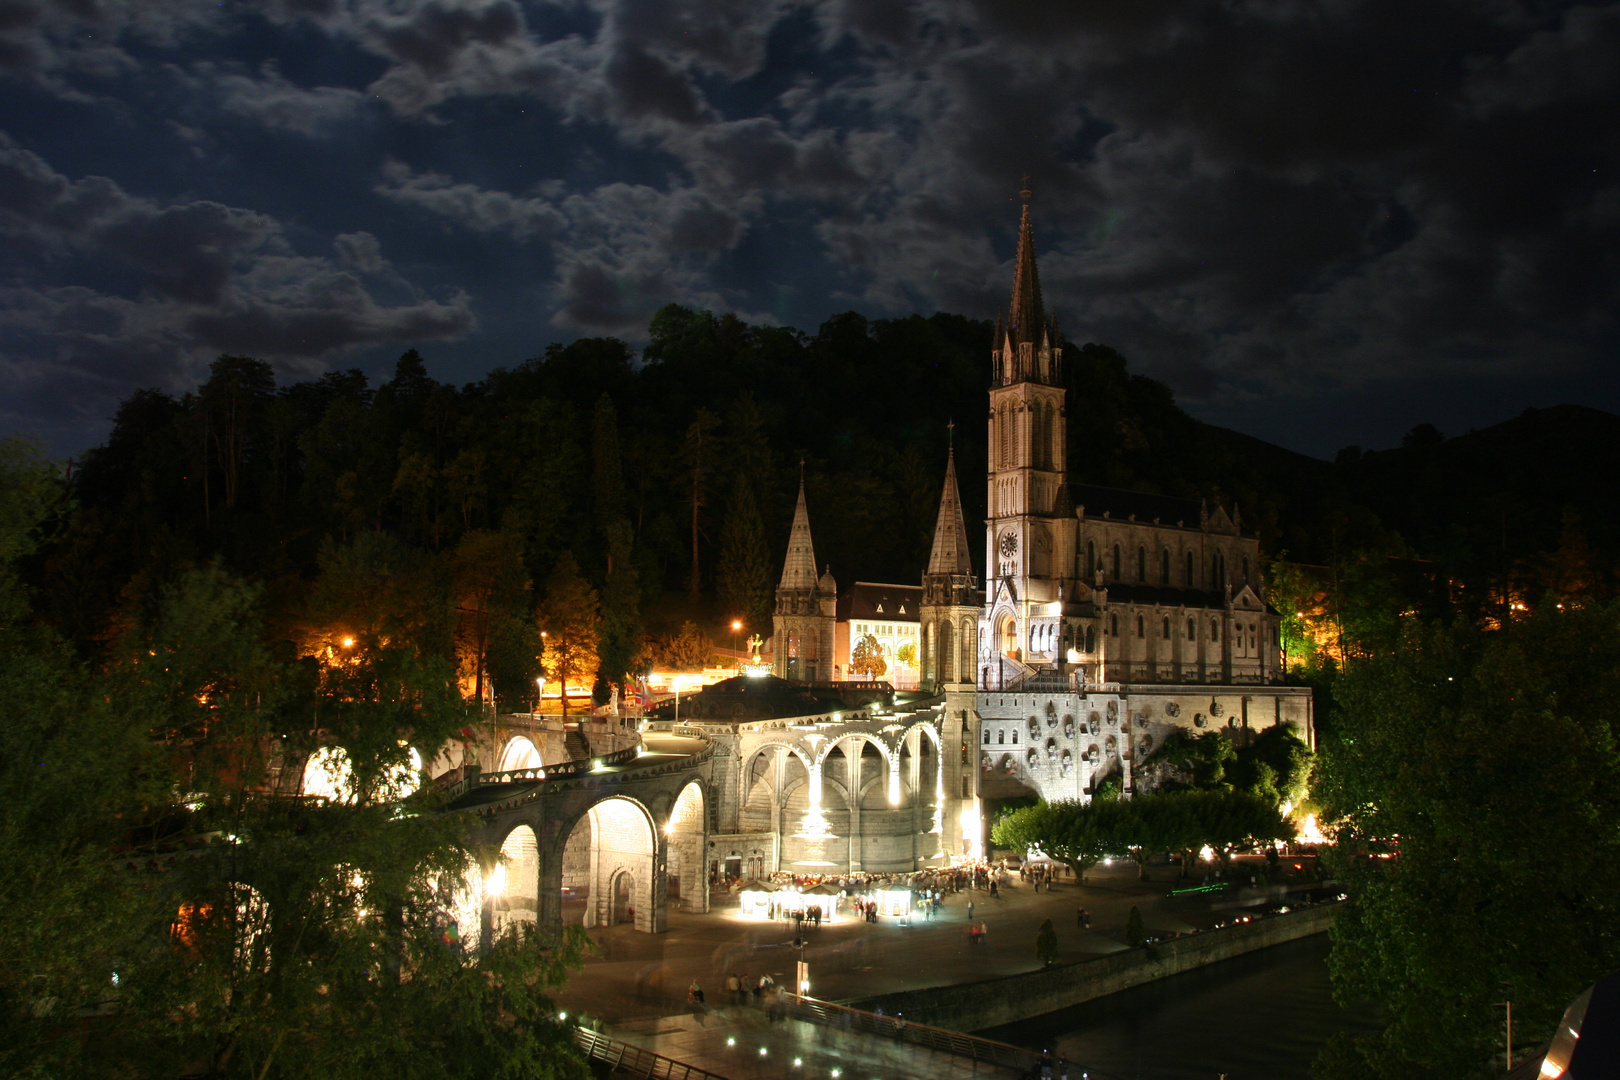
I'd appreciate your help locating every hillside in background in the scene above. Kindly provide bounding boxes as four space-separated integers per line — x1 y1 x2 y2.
26 304 1618 700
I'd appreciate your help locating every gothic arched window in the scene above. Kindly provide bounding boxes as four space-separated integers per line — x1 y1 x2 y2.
1186 551 1195 586
1187 617 1196 640
1137 546 1147 581
983 728 991 744
1242 556 1251 585
1110 613 1119 636
1211 619 1220 642
1136 614 1145 638
1112 544 1122 579
1085 625 1096 652
1087 541 1097 579
1162 616 1171 639
1161 548 1171 583
999 405 1010 467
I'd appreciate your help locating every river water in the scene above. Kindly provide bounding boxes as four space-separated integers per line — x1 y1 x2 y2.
981 934 1382 1080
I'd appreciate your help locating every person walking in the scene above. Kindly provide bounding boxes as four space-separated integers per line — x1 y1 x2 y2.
968 900 974 921
726 972 741 1005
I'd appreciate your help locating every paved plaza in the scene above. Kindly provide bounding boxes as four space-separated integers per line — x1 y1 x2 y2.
606 1008 1027 1080
558 857 1323 1027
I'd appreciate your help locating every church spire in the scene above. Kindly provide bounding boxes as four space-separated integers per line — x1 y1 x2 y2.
778 477 820 590
927 434 973 577
1006 181 1046 347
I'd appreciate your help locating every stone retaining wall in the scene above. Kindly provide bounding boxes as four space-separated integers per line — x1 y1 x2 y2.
847 901 1339 1032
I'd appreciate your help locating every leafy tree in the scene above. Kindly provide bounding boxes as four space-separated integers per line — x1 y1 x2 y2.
1316 605 1620 1079
0 437 66 621
1 481 589 1080
992 800 1120 884
452 529 534 710
896 641 917 668
849 632 887 678
540 552 600 719
1035 918 1058 967
678 409 721 599
1228 723 1313 808
651 621 715 670
1140 728 1235 791
592 396 641 702
196 354 276 519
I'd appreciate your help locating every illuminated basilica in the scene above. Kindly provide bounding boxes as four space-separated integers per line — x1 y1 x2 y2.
669 195 1313 876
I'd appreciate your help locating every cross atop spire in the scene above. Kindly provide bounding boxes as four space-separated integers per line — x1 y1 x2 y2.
778 476 820 591
1007 196 1046 347
926 435 973 577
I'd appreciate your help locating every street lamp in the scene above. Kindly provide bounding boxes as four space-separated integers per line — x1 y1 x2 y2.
731 619 742 663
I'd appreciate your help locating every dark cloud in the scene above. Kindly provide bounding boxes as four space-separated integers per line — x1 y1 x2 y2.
604 43 707 124
1 0 1616 457
0 135 475 451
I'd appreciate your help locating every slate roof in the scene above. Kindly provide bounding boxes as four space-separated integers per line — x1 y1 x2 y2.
837 582 923 623
1072 484 1204 527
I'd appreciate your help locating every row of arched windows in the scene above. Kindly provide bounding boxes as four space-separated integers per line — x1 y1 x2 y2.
1105 612 1230 643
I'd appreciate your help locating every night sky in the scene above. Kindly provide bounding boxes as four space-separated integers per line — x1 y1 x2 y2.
2 1 1617 460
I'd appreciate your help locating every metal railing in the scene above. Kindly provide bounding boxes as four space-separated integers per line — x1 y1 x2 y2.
572 1027 732 1080
777 993 1045 1074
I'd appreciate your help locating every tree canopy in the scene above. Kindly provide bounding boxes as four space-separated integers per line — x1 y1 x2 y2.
1314 603 1620 1079
0 438 589 1080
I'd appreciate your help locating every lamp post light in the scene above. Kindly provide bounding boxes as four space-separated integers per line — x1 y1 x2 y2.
731 619 742 665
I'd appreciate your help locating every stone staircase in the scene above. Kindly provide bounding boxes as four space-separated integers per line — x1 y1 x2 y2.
564 725 591 761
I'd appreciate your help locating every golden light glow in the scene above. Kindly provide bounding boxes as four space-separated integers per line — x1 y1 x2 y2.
1296 813 1328 845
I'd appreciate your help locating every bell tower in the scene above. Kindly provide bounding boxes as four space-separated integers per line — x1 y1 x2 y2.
981 186 1070 686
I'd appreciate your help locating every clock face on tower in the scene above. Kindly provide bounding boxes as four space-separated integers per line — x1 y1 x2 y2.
999 531 1019 558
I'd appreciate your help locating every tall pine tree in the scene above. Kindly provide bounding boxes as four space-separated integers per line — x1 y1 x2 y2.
592 396 640 701
717 472 772 631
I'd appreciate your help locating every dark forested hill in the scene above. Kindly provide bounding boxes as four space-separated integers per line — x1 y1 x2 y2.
29 305 1619 697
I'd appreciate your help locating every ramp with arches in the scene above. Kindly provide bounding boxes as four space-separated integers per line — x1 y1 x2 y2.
453 733 715 939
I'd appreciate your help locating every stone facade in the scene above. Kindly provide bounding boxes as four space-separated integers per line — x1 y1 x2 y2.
649 677 953 875
962 197 1309 827
773 480 838 682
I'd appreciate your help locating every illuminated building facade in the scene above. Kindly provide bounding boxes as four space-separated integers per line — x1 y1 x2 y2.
962 194 1311 824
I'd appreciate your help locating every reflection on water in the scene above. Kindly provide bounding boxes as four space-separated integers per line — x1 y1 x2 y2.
982 934 1381 1080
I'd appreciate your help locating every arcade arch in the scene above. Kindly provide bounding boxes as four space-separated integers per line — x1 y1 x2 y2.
558 797 660 932
492 824 539 937
664 782 707 913
497 736 544 772
302 746 352 802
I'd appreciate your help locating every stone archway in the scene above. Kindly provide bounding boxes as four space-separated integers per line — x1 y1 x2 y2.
1000 613 1018 659
664 781 708 913
497 736 543 772
493 824 539 937
561 797 661 933
610 869 634 925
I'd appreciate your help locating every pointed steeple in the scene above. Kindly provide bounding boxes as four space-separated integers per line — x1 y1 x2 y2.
778 478 820 590
1006 187 1046 348
927 439 973 577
